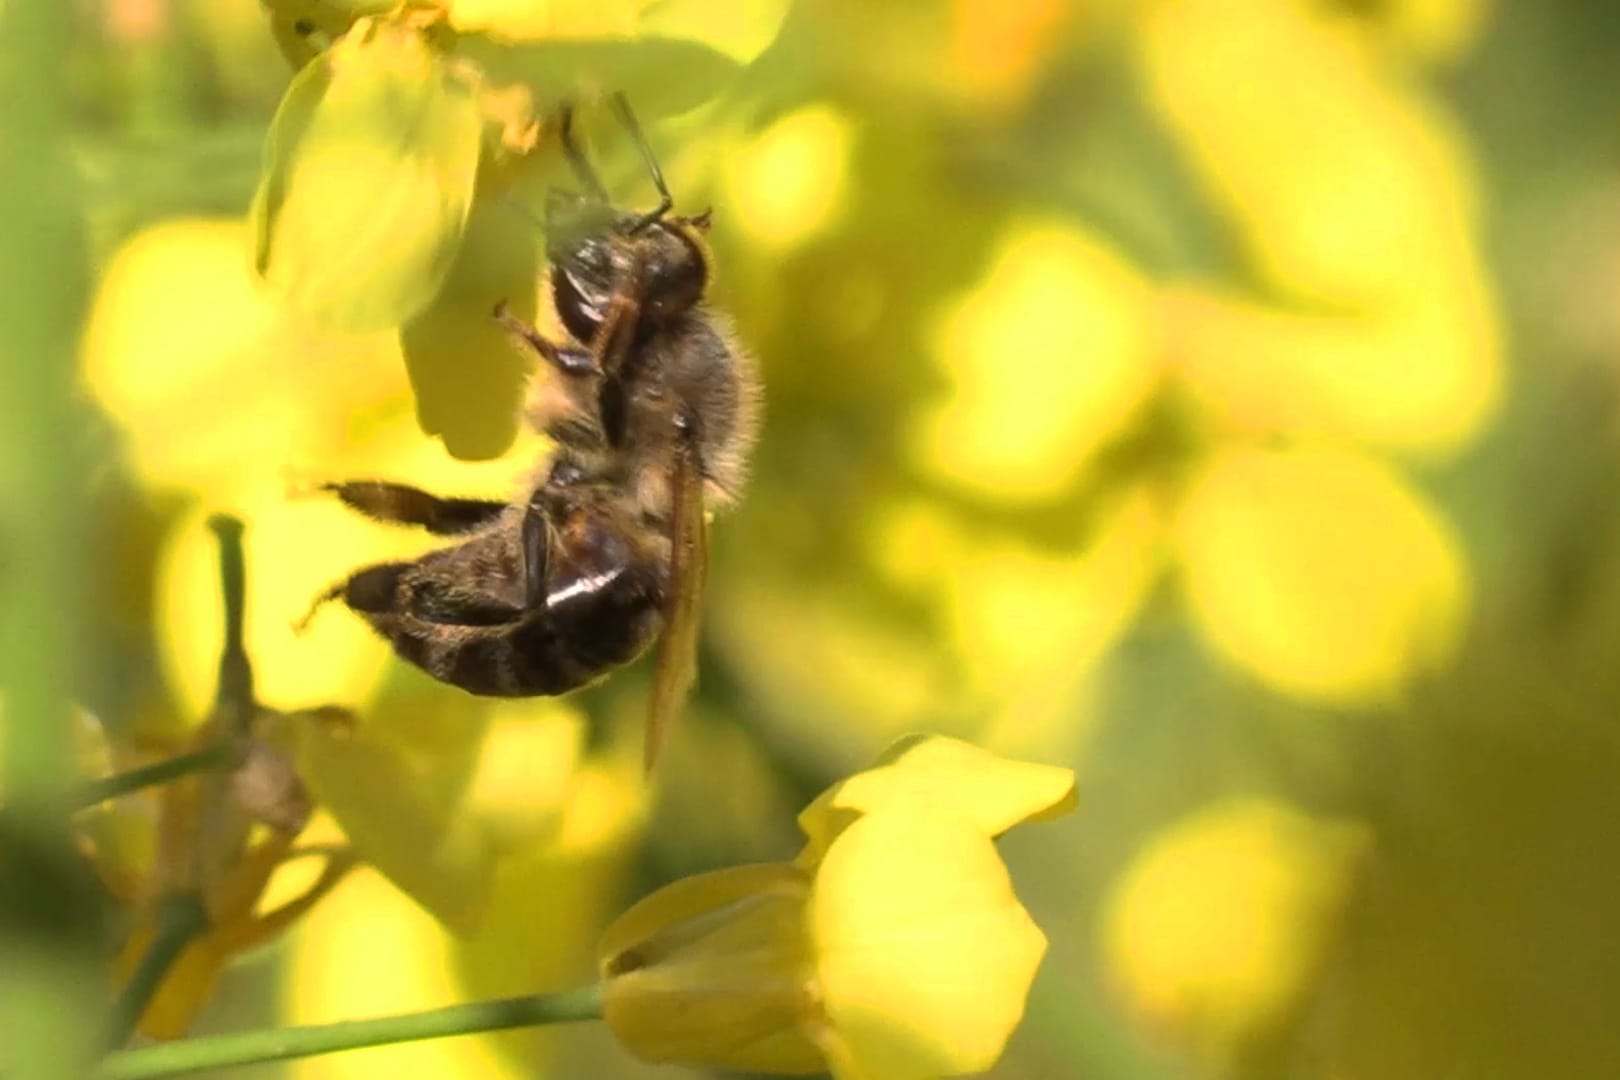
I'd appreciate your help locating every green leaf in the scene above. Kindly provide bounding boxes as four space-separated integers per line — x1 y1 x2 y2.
250 20 483 332
400 189 540 460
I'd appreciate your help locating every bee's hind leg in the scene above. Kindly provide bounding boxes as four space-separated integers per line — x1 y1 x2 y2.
294 562 410 632
309 480 507 536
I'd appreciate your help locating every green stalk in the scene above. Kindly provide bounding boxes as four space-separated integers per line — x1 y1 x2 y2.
104 517 251 1046
0 0 98 1075
74 745 235 809
97 986 605 1079
104 895 209 1049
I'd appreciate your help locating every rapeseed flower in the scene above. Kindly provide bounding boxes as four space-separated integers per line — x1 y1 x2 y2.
599 735 1075 1077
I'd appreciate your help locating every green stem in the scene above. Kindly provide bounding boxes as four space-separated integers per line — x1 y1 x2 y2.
206 514 253 734
97 986 605 1079
74 745 234 809
105 895 209 1049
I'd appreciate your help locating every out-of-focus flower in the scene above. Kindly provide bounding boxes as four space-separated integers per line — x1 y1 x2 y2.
285 719 650 1080
79 215 603 957
1176 446 1466 700
808 0 1091 114
254 0 792 458
726 105 855 252
252 16 484 335
598 734 1075 1077
89 708 355 1039
82 217 542 715
912 221 1159 504
1101 798 1368 1061
1126 0 1497 700
1319 0 1488 65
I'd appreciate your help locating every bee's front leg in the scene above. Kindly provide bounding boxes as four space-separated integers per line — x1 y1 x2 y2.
494 300 600 376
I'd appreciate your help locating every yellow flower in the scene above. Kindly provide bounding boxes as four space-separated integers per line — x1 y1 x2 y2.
598 735 1075 1077
1102 798 1368 1060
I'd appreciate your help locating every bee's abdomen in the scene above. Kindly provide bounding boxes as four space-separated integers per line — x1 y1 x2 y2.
378 570 662 699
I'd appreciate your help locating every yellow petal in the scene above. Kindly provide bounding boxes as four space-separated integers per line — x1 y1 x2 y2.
912 221 1157 503
725 105 854 252
80 219 405 492
799 735 1076 867
450 749 649 1075
1177 446 1467 702
811 807 1046 1078
1101 797 1368 1052
947 0 1077 112
284 867 531 1080
1136 0 1482 306
446 0 646 38
456 35 742 120
459 700 584 854
155 499 406 718
1337 0 1488 64
114 926 230 1041
399 194 539 461
637 0 791 65
600 864 824 1073
709 568 954 744
1165 281 1501 457
449 0 790 67
941 492 1165 695
252 19 483 331
295 716 497 935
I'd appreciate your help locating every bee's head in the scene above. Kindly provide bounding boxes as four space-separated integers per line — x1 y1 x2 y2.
545 189 711 345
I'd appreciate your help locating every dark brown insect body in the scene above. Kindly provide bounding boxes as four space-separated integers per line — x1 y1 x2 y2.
304 99 758 761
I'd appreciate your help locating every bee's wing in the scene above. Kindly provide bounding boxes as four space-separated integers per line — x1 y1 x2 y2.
645 435 708 771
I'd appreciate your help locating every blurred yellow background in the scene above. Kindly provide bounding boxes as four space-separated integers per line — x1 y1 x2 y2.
13 0 1620 1076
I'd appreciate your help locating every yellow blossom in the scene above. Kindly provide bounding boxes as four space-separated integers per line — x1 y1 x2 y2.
1176 446 1467 702
1102 798 1368 1059
599 735 1075 1077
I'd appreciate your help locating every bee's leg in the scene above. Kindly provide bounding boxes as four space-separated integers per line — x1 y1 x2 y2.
558 103 607 202
294 562 410 631
521 494 551 611
611 92 673 231
293 581 345 633
589 284 644 380
493 300 601 377
314 481 507 535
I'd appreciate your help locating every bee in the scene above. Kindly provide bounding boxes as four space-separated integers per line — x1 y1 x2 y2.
300 95 759 767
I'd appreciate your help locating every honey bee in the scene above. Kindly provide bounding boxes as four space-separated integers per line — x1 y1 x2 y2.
301 95 759 767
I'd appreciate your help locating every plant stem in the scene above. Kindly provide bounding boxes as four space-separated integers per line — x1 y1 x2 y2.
104 895 209 1048
0 0 99 1073
74 745 235 809
97 986 605 1079
102 517 253 1047
206 513 253 735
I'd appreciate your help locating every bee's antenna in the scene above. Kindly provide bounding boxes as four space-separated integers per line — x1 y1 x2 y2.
612 92 674 232
559 103 608 202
